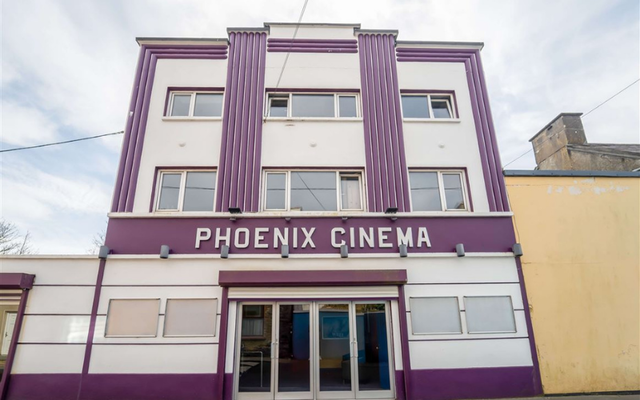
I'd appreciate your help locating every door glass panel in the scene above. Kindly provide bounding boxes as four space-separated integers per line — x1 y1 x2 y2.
318 304 352 392
239 304 273 393
355 303 391 391
278 304 311 392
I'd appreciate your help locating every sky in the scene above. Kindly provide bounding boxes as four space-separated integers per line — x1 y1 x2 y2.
1 0 639 254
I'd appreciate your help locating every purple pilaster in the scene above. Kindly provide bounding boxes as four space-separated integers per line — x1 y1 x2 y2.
357 33 411 212
215 30 267 212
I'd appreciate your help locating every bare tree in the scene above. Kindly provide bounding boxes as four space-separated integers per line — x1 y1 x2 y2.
87 227 106 254
0 219 34 255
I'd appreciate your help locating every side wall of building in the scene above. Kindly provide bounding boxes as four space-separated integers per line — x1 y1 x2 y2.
505 175 640 393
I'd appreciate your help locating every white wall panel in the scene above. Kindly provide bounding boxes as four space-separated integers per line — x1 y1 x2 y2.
89 344 218 373
390 300 403 370
98 286 222 314
265 52 361 88
12 344 85 373
269 25 357 40
20 315 90 343
404 283 524 311
103 258 218 286
26 286 95 315
229 286 397 299
409 338 533 369
92 315 221 344
0 258 98 285
225 301 238 373
406 257 518 283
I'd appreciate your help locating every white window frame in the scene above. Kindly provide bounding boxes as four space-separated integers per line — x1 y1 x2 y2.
155 169 217 212
401 93 456 120
265 92 360 119
408 169 469 212
166 91 224 118
262 170 365 212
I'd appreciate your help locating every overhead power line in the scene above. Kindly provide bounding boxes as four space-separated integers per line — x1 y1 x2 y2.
0 131 124 153
502 78 640 169
273 0 310 91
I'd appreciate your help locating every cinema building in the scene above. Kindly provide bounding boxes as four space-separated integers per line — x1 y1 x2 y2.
0 23 542 400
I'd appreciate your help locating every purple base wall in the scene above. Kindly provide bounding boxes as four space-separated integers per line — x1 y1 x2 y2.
7 374 218 400
408 366 541 400
395 370 406 400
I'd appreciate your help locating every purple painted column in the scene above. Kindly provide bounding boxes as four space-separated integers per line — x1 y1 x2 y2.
357 33 411 212
216 30 268 213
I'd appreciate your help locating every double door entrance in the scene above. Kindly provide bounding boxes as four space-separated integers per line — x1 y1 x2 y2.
235 301 394 400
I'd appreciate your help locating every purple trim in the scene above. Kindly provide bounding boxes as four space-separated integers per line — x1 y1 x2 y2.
358 33 411 212
216 32 267 212
80 258 106 387
397 285 412 399
5 374 81 400
229 296 397 302
268 48 358 54
219 269 407 287
0 289 29 400
216 287 229 400
395 370 406 400
265 87 360 93
267 38 358 53
514 256 544 395
407 167 474 212
0 273 34 290
223 373 233 400
408 366 539 400
268 38 358 44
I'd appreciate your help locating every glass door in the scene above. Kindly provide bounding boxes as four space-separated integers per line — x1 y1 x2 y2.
316 303 354 399
237 303 275 399
275 303 313 399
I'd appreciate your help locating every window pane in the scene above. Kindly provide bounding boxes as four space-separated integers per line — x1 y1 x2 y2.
106 299 159 337
171 94 191 116
401 95 430 118
265 173 286 210
443 173 465 210
338 96 357 117
183 172 216 211
409 172 442 211
270 98 288 117
158 173 182 210
410 297 461 334
340 175 361 210
290 172 337 211
291 94 334 118
431 98 452 118
465 296 516 333
242 318 264 337
194 93 223 117
164 299 217 336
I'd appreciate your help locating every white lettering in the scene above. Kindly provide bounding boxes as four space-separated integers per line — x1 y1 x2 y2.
293 227 298 249
215 228 231 249
274 228 288 247
195 228 211 249
331 227 346 248
301 227 316 248
378 227 392 248
417 227 432 248
234 228 250 248
359 227 374 248
349 227 356 248
396 227 414 247
255 227 269 249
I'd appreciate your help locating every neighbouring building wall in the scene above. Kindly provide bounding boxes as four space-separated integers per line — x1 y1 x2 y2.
505 174 640 393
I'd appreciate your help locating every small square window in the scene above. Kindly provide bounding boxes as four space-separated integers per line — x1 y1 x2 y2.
105 299 160 337
401 96 430 118
410 297 462 334
170 94 192 117
164 299 217 337
401 94 456 119
269 97 289 117
338 95 357 118
464 296 516 334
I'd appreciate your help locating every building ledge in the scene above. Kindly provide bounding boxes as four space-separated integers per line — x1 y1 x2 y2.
107 211 513 219
503 170 640 177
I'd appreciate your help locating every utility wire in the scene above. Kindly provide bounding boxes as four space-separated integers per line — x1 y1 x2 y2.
502 78 640 169
273 0 310 91
0 131 124 153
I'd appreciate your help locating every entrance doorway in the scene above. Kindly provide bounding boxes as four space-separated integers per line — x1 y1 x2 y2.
234 301 394 400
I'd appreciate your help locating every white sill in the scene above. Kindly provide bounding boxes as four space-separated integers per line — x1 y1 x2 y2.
265 117 363 122
403 118 461 123
162 116 222 121
110 211 513 218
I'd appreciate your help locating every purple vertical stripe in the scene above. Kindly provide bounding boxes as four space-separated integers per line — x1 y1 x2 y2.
358 36 377 212
216 287 229 400
80 259 106 377
216 33 237 212
397 285 412 399
0 289 29 400
251 33 267 212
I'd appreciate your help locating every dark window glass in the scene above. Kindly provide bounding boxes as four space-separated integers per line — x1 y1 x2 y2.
182 172 216 211
401 95 430 118
269 98 288 117
431 97 452 118
409 172 441 211
290 172 337 211
338 96 357 117
291 94 334 118
194 94 223 117
171 95 191 117
158 173 182 210
442 173 465 210
265 173 286 210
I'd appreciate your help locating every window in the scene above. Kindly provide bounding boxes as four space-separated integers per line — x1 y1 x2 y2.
263 171 364 212
464 296 516 333
401 94 455 119
105 299 160 337
164 299 217 337
241 305 265 338
156 170 217 212
267 93 359 118
410 297 462 335
409 170 467 211
168 92 223 117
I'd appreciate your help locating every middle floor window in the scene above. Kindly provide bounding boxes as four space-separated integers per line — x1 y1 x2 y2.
409 170 468 211
266 93 359 118
263 170 364 212
156 170 217 212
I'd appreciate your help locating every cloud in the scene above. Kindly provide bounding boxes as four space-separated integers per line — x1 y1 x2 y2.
1 101 59 147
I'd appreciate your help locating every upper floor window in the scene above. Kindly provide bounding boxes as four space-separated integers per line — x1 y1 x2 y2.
266 93 359 119
401 94 455 119
156 170 217 212
263 170 364 212
168 92 223 118
409 170 468 211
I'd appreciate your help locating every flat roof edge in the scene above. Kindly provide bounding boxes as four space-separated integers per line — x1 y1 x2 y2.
265 22 361 28
503 170 640 177
396 40 484 50
136 37 229 45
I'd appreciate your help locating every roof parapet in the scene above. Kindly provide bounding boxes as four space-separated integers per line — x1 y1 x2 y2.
396 40 484 50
